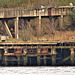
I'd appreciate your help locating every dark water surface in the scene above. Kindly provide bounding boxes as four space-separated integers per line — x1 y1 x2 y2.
0 66 75 75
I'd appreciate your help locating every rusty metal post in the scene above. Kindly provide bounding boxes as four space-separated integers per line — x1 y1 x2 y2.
70 48 74 65
14 17 19 39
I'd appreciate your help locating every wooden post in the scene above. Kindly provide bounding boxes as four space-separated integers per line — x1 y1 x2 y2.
4 56 7 66
37 47 41 65
4 21 13 38
51 47 56 65
34 10 36 16
44 55 46 65
0 50 2 60
39 16 41 34
52 55 56 65
23 48 27 55
70 48 74 65
4 48 8 65
4 49 7 65
37 55 40 66
61 8 63 15
23 56 27 65
4 48 8 54
38 10 41 39
17 56 20 65
59 15 64 29
14 17 19 39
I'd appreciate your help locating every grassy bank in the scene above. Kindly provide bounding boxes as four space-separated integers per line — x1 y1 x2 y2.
0 0 75 8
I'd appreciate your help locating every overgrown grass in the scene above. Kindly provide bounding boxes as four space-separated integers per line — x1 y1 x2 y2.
0 0 74 8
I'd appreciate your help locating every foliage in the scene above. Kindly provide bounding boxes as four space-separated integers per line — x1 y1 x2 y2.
0 0 75 8
70 8 75 21
0 0 75 41
69 8 75 30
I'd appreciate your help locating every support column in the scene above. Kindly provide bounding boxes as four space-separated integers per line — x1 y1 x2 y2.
0 50 2 60
52 55 56 65
17 56 20 65
70 48 74 65
4 48 8 54
14 17 19 39
4 56 7 66
44 55 46 65
23 48 27 55
23 56 27 65
34 10 36 16
4 21 13 38
59 15 64 29
38 11 41 40
51 47 56 65
37 55 40 66
4 48 8 65
37 47 41 65
39 16 41 33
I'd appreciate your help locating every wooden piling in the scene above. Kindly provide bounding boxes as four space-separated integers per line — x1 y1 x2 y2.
37 47 41 65
14 17 19 39
70 48 74 65
38 11 41 39
4 56 7 66
52 55 56 65
51 48 56 65
4 48 8 54
17 56 20 65
4 21 13 38
44 55 46 65
37 55 40 66
59 15 64 29
23 56 27 65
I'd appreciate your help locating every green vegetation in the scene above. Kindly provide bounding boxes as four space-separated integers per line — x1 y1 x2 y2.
0 0 75 8
0 0 75 41
69 8 75 30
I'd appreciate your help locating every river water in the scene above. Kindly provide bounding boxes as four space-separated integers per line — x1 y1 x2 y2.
0 66 75 75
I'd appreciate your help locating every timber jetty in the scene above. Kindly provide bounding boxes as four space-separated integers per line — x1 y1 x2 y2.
0 6 75 66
